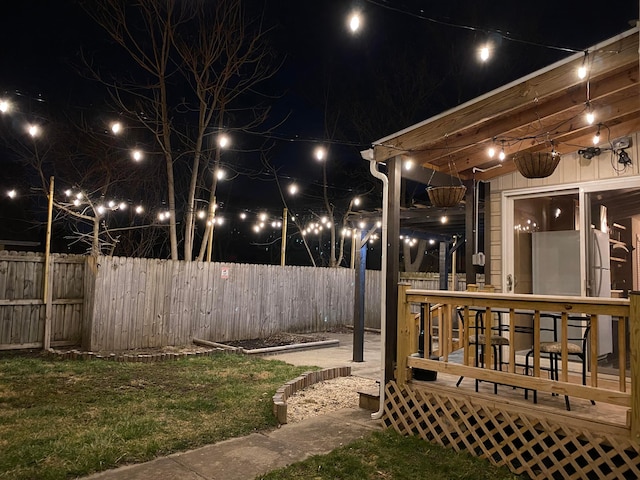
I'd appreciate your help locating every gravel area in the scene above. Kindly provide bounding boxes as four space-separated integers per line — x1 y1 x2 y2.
285 375 379 423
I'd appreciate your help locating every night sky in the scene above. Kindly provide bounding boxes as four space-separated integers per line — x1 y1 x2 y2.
0 0 638 262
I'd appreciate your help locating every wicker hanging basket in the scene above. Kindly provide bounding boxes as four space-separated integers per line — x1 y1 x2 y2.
513 152 560 179
427 185 467 208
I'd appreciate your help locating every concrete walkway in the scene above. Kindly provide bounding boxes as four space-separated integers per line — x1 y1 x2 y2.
82 331 383 480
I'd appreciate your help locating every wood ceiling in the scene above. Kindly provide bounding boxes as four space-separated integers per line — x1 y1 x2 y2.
371 29 639 183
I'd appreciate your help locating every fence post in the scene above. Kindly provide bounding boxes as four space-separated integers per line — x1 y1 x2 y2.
82 255 99 351
397 283 413 387
630 292 640 442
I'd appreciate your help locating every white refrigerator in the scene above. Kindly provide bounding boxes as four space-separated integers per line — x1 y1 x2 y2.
531 229 613 356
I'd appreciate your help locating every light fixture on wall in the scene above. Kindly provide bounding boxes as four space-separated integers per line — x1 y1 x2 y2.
578 146 601 159
618 149 632 166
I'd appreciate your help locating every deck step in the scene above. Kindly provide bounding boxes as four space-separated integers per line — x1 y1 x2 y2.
358 388 380 411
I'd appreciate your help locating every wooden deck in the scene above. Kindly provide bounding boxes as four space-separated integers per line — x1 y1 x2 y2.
418 370 629 427
386 287 640 479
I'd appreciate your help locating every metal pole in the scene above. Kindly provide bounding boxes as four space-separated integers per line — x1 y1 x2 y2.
280 207 288 266
353 230 367 362
43 176 54 350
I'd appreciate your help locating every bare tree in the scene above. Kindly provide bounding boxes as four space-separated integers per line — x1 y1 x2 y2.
81 0 279 260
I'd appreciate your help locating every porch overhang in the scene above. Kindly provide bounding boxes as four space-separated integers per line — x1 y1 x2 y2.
369 28 639 183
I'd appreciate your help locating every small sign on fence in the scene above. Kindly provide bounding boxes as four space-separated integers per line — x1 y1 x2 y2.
221 266 229 280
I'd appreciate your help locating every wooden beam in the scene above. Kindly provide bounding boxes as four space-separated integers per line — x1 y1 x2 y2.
465 185 475 285
373 32 638 163
474 116 640 181
413 67 639 167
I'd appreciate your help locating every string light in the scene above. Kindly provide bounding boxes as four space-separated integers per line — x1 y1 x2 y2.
592 125 601 145
215 169 226 180
478 44 491 62
353 197 361 206
348 11 362 33
0 100 10 113
498 143 506 161
314 146 326 161
218 134 230 148
577 66 587 79
135 205 144 214
131 149 143 162
404 159 414 170
110 122 123 134
27 124 40 138
7 189 17 199
288 184 298 195
487 147 495 158
440 215 448 224
585 102 595 125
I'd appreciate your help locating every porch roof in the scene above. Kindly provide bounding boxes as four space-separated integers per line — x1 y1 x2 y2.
369 28 639 183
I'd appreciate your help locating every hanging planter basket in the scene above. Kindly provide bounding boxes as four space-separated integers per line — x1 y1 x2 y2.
427 185 467 208
513 152 560 179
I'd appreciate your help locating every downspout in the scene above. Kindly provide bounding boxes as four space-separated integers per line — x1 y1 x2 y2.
364 150 388 420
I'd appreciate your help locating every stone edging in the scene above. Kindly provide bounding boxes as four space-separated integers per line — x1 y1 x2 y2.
46 347 220 362
272 366 352 424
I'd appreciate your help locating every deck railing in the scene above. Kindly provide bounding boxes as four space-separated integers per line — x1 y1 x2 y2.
396 284 640 439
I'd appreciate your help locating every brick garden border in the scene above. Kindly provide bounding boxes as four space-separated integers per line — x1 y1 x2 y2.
272 366 352 424
46 347 221 362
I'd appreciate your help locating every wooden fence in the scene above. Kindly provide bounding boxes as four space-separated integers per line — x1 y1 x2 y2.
0 251 84 350
1 252 476 352
83 256 361 351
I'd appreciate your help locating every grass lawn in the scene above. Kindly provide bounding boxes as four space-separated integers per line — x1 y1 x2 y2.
258 429 525 480
0 352 311 480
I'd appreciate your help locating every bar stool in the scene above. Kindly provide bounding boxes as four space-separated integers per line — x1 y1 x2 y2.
524 314 593 411
456 308 509 394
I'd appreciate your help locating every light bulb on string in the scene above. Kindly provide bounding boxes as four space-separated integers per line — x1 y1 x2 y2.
487 147 495 158
479 45 491 62
7 189 17 199
218 134 230 148
0 100 10 113
131 149 143 162
593 125 601 145
110 122 123 135
348 11 361 33
585 101 595 125
577 66 587 79
135 205 144 214
28 124 40 138
577 50 590 79
498 147 506 162
314 146 326 161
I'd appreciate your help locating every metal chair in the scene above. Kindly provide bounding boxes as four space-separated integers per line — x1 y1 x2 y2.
456 308 509 394
524 314 593 411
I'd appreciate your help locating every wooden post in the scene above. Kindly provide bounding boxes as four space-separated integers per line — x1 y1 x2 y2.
206 196 216 262
396 283 412 387
350 230 357 269
629 292 640 442
43 176 54 351
280 207 288 266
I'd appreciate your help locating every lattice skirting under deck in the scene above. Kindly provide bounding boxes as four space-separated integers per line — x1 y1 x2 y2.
383 381 640 480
